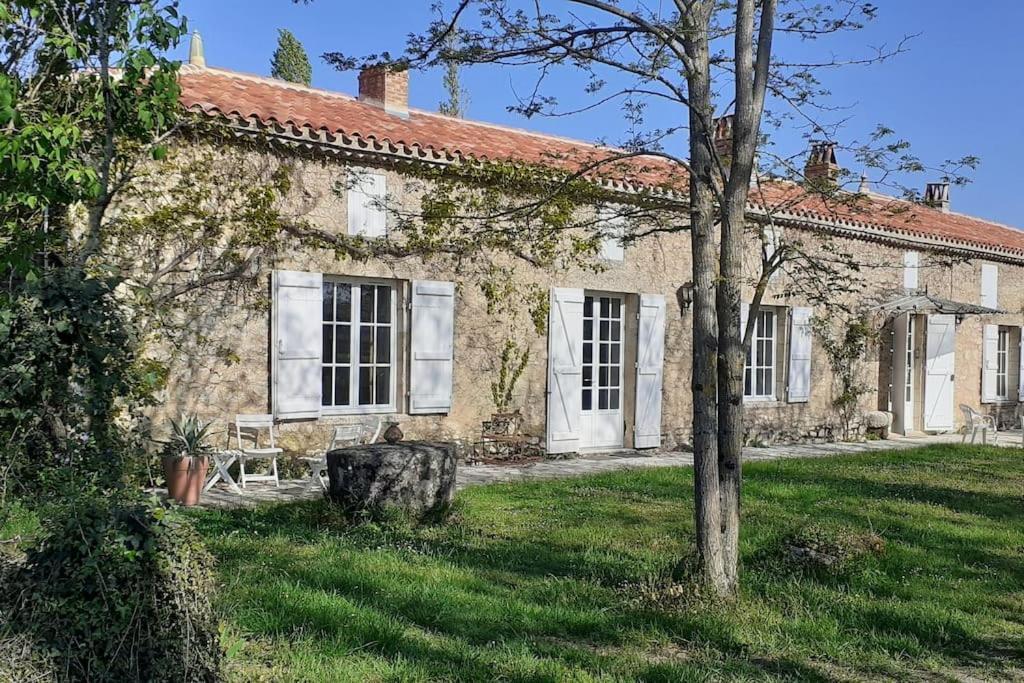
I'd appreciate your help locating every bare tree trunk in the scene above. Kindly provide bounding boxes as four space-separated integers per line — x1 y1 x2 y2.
715 0 778 598
682 4 728 597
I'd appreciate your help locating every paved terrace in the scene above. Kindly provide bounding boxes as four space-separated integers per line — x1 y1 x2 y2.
191 431 1022 510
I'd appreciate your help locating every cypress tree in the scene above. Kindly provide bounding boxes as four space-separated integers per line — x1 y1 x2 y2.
271 29 312 86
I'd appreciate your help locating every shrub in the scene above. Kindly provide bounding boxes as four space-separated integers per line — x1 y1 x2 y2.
4 497 223 682
782 524 885 575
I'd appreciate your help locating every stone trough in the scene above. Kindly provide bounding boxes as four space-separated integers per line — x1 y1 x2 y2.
326 441 457 518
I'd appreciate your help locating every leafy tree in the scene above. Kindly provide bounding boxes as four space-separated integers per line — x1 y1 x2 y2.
271 28 312 85
318 0 976 599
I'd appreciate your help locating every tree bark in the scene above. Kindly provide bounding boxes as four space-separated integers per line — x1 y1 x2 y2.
682 4 728 597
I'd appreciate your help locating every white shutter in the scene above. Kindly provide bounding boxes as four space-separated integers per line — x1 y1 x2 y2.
348 171 387 237
1018 327 1024 402
408 280 455 414
634 294 666 449
546 287 584 454
981 324 999 403
740 302 750 342
980 263 998 309
903 251 919 289
787 307 813 403
272 270 323 420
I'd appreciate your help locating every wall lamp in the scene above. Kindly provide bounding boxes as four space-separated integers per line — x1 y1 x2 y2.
676 282 695 314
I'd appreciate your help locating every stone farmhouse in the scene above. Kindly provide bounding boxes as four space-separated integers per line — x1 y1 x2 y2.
165 44 1024 456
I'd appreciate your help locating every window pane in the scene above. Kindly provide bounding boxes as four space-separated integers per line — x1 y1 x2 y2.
322 282 335 322
375 367 390 405
359 326 373 363
611 322 620 342
600 297 610 317
376 326 391 363
582 389 592 411
600 320 609 341
609 366 619 387
335 367 350 406
744 369 752 396
321 367 332 406
336 325 351 364
360 286 374 323
611 345 620 364
599 366 608 388
376 287 391 324
764 338 773 364
599 343 609 363
599 389 609 409
583 365 592 386
583 342 593 364
609 389 619 410
322 325 334 364
335 284 352 322
358 367 372 405
583 319 593 341
611 298 621 318
584 297 593 317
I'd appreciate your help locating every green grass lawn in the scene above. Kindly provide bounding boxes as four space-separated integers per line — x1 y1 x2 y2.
191 444 1024 682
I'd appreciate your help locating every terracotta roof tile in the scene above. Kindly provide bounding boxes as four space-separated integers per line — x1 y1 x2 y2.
178 66 1024 258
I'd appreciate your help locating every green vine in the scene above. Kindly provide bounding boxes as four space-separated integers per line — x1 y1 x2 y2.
812 314 877 441
490 339 531 413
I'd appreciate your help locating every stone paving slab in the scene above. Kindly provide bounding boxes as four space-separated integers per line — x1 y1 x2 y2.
190 430 1022 510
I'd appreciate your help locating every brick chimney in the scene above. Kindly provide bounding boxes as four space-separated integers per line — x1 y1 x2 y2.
924 181 950 212
804 142 840 185
713 115 734 165
358 65 409 118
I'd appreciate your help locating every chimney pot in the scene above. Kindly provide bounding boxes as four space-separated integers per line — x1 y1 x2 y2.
924 181 950 212
713 114 734 163
358 64 409 118
804 141 840 185
188 30 205 68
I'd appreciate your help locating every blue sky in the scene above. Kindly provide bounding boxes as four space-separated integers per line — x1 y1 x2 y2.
174 1 1024 229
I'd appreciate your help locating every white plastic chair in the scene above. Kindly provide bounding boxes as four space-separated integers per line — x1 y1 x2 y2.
235 414 283 488
302 418 384 491
959 405 997 445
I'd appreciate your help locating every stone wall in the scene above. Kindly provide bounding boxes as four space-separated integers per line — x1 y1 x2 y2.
148 145 1024 455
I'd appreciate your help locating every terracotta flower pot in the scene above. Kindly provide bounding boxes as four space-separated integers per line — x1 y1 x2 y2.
163 454 210 506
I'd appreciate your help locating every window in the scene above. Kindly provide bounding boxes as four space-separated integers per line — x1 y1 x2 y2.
903 251 919 289
996 327 1009 400
582 295 622 411
981 263 998 308
347 171 387 237
744 309 776 400
321 280 395 411
597 206 626 262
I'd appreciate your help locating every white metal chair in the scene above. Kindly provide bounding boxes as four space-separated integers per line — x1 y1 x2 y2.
959 405 997 445
302 418 384 491
235 414 283 488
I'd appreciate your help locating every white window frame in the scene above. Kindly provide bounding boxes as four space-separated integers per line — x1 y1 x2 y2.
744 309 777 402
321 278 398 415
996 326 1009 400
905 315 915 403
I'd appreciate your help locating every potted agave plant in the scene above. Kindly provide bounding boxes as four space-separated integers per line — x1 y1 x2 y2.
160 413 214 506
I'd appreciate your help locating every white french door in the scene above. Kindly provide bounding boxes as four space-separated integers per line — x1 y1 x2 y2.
892 313 917 434
580 294 625 450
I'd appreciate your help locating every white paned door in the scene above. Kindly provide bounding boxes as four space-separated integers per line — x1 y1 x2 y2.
924 314 956 431
891 313 914 434
546 288 585 454
408 280 455 414
634 294 665 449
579 294 625 450
272 270 323 420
